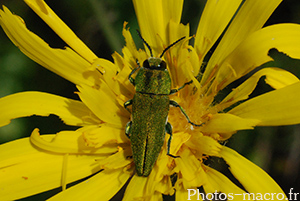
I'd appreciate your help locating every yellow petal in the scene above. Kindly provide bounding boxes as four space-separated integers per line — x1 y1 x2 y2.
150 173 174 195
112 51 135 97
124 166 171 200
122 22 139 62
264 68 299 89
201 114 260 135
218 68 299 111
202 0 282 86
167 19 190 57
186 133 222 156
229 82 300 126
152 148 172 178
167 23 191 84
215 23 300 90
168 131 190 156
77 84 129 127
123 175 148 200
24 0 97 63
203 166 246 200
0 137 102 201
0 6 97 86
194 0 243 60
175 148 206 189
0 91 99 128
138 164 174 197
220 146 287 199
91 58 120 92
30 127 119 154
132 0 184 55
82 124 129 148
97 146 132 170
177 44 200 80
48 169 132 201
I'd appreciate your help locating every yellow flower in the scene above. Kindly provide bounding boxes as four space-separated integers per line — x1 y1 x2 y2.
1 0 300 200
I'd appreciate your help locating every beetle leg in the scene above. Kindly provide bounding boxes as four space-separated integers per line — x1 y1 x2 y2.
124 99 133 112
125 121 132 139
128 68 138 85
128 59 141 86
166 122 180 158
169 100 204 127
170 80 193 95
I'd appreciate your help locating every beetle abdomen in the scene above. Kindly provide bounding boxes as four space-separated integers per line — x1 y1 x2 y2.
131 93 169 176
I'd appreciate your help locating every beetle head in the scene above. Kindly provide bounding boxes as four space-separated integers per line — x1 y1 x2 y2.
143 57 166 70
137 29 185 70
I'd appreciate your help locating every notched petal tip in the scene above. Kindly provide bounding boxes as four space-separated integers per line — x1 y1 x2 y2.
24 0 97 62
201 113 260 135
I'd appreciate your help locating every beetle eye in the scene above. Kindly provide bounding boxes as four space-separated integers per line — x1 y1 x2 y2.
143 60 150 68
159 61 166 69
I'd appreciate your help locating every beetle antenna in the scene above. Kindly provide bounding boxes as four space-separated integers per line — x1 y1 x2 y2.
160 36 186 58
137 29 153 57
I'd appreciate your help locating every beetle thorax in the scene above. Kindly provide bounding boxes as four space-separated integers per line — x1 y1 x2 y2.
135 67 171 95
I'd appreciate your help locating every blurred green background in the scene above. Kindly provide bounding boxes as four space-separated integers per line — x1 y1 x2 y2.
0 0 300 200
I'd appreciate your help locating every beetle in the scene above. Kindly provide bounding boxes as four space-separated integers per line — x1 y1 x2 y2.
124 31 203 176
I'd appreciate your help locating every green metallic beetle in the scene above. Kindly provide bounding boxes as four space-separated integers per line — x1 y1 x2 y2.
124 31 202 176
